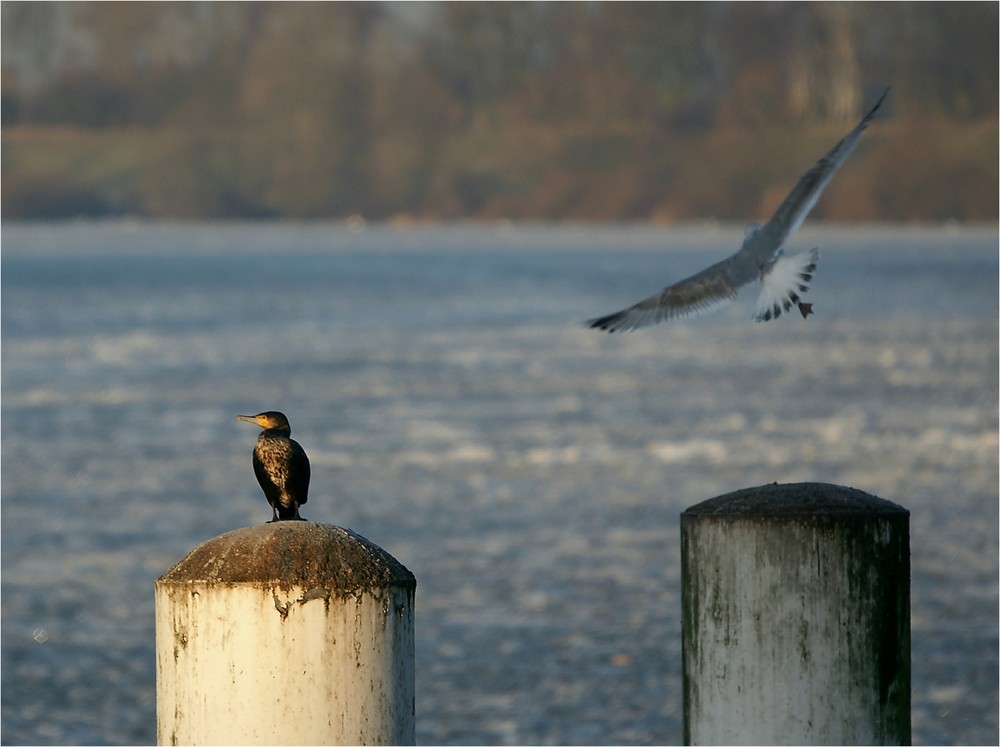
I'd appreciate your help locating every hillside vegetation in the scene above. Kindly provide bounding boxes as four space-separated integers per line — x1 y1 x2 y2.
2 2 996 222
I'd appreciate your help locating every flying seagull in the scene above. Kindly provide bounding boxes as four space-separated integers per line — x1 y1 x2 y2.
588 87 889 332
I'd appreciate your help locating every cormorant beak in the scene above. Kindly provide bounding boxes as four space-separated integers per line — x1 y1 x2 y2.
236 414 265 428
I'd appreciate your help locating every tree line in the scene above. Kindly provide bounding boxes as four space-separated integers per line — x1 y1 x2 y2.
2 2 997 221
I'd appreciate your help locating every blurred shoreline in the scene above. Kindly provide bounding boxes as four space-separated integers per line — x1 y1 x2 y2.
4 117 997 223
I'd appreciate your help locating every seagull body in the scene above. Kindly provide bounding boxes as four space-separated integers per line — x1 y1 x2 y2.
588 87 889 332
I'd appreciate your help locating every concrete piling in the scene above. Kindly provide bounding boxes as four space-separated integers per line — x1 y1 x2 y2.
681 482 910 745
155 522 415 746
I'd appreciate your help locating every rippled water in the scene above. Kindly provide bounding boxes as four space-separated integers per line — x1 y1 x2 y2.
2 222 997 745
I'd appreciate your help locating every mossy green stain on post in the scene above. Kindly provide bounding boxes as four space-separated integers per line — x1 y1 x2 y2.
681 483 910 746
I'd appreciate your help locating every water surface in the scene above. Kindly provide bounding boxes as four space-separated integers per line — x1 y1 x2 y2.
2 222 997 745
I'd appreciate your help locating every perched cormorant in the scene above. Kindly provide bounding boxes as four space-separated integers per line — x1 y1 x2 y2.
236 411 310 522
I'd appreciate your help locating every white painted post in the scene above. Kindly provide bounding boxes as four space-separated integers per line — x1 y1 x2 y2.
681 482 910 746
155 522 415 746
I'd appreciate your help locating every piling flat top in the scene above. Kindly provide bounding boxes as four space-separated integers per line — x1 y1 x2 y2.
682 482 908 517
157 522 415 593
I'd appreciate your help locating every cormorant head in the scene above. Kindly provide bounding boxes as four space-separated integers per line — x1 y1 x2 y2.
236 411 292 435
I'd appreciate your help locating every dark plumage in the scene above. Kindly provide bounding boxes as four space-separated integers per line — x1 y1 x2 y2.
236 411 310 522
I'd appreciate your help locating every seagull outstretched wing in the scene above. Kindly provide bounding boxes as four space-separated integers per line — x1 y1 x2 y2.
587 252 744 332
762 87 889 247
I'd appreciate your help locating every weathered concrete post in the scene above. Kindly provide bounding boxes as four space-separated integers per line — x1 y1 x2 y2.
155 522 415 746
681 482 910 746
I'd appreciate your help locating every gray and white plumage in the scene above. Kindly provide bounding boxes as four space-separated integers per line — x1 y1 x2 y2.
588 87 889 332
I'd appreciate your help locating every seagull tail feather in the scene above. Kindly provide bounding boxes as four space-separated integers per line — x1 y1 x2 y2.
752 247 820 322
